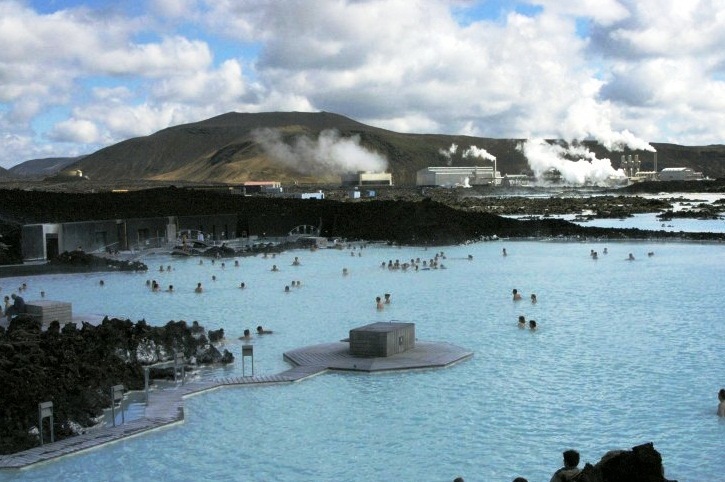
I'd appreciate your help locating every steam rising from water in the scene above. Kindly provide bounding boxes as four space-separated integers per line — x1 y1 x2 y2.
252 128 388 175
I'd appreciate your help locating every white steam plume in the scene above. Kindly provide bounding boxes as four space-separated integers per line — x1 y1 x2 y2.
562 98 656 153
439 143 458 158
439 143 458 166
519 138 627 186
252 128 388 175
518 99 656 186
462 145 496 162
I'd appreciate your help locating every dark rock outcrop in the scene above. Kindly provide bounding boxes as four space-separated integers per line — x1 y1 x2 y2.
0 316 233 455
50 250 148 272
195 343 234 364
1 187 724 265
574 442 676 482
207 328 224 343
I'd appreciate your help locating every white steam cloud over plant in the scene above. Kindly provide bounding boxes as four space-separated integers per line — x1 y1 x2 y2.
439 143 458 166
439 143 497 165
252 128 388 175
520 100 656 185
462 145 496 162
519 139 627 186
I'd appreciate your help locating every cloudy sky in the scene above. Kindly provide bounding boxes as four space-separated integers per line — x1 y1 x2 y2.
1 0 724 169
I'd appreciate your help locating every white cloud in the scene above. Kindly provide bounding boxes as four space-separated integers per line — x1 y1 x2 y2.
0 132 57 166
71 102 188 140
605 0 725 57
532 0 630 25
150 0 201 18
49 119 101 144
152 59 246 103
1 0 725 169
89 36 214 77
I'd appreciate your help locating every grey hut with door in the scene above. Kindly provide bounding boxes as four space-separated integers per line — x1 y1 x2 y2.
349 322 415 357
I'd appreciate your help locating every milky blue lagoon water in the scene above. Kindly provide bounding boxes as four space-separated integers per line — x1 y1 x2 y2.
1 236 724 481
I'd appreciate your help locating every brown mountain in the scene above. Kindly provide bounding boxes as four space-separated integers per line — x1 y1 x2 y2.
65 111 725 185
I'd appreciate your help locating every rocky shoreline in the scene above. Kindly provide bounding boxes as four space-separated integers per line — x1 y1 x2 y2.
0 250 148 279
0 183 723 267
0 315 233 455
557 442 676 482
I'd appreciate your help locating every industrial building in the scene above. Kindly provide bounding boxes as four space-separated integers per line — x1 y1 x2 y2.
21 214 238 262
658 167 704 181
416 166 500 187
629 171 658 183
500 174 533 187
291 191 325 200
340 171 393 187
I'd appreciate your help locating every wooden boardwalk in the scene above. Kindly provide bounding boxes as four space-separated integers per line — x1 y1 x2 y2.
0 368 326 470
0 341 470 470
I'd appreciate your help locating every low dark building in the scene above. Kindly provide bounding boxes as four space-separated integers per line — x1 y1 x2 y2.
349 322 415 357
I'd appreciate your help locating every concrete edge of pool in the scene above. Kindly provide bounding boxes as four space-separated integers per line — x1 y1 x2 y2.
0 340 472 470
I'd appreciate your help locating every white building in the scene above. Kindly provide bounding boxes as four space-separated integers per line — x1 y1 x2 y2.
341 171 393 186
292 191 325 200
416 166 500 187
629 171 658 183
659 167 703 181
501 174 533 187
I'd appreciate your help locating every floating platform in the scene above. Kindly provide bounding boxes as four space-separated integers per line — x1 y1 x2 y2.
0 338 472 470
284 340 473 372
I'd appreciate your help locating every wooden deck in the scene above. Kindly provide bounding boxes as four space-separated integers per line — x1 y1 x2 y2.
0 341 471 470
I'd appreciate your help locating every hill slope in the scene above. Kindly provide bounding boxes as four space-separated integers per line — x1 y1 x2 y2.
0 166 12 180
64 112 725 184
9 157 83 178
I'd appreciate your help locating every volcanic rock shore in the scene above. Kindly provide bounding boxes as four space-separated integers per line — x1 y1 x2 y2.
0 316 233 455
0 182 723 265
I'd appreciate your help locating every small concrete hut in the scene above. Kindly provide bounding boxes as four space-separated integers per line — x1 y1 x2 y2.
349 322 415 357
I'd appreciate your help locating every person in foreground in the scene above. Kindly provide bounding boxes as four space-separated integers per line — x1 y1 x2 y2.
5 293 26 319
550 449 581 482
718 388 725 417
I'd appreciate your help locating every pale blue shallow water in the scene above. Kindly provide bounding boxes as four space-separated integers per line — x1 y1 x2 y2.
571 213 725 233
1 239 724 482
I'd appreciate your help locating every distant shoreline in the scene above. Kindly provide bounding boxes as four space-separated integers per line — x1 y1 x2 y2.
0 183 723 267
0 262 134 279
2 232 723 280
